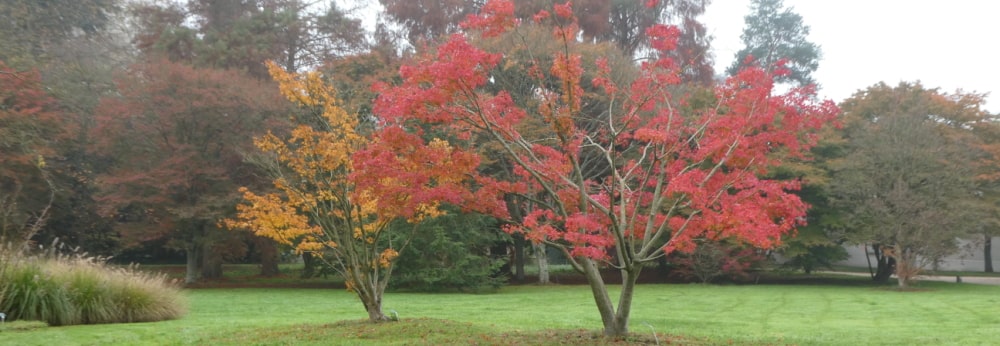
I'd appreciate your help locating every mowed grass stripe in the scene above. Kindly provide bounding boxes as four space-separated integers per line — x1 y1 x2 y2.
3 281 1000 345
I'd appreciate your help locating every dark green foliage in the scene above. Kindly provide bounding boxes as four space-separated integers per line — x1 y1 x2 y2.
727 0 820 87
389 212 507 292
779 230 848 274
136 0 366 76
0 0 117 66
772 169 849 274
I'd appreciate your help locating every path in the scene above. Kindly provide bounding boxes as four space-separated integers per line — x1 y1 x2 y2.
822 271 1000 286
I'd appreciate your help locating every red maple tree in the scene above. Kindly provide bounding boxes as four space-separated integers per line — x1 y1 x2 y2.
374 0 838 336
92 58 288 283
0 61 68 240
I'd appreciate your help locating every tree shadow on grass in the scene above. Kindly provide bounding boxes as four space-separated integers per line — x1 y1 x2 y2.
204 317 705 345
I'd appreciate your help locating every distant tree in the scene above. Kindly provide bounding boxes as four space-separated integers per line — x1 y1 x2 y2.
135 0 366 76
380 0 714 83
771 126 849 274
92 59 288 283
568 0 715 83
0 0 118 67
947 92 1000 273
0 62 67 241
972 120 1000 273
128 0 368 271
0 0 129 255
379 0 483 45
833 82 982 288
727 0 820 87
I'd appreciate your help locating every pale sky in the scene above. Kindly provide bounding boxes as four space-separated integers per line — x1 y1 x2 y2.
704 0 998 112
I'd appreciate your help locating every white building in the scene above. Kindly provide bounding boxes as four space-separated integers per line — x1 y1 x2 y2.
836 237 1000 272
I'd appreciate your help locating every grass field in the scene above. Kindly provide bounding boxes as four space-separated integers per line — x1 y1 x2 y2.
3 276 1000 345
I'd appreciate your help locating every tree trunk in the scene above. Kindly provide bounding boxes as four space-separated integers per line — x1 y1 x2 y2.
895 259 910 289
184 243 200 284
580 257 628 337
256 236 280 277
301 251 317 278
874 257 895 282
985 235 993 273
870 245 895 283
366 304 388 322
358 288 390 322
201 242 223 279
895 250 919 289
535 242 549 284
513 234 526 282
504 195 527 282
614 265 642 336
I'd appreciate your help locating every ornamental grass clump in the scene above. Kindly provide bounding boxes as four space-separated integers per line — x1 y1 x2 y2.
0 257 76 326
0 241 187 326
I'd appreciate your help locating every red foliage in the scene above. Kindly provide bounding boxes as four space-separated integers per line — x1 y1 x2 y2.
646 24 681 52
351 126 485 220
376 0 838 265
373 0 838 335
553 2 574 19
461 0 518 38
0 61 68 181
92 58 287 244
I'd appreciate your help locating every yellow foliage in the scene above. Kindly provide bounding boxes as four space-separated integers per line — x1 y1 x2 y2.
225 61 405 299
378 248 399 268
408 202 446 223
222 187 322 252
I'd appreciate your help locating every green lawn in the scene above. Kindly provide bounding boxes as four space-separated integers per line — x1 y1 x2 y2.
3 280 1000 345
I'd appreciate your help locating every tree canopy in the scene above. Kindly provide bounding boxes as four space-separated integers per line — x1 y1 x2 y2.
727 0 820 87
374 0 837 336
92 58 288 283
227 61 488 322
833 82 989 287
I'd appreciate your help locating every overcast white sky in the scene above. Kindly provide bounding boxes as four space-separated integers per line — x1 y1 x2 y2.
703 0 998 112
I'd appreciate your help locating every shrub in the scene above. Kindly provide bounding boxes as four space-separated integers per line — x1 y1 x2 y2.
669 241 768 284
779 242 848 274
389 212 508 292
0 242 187 325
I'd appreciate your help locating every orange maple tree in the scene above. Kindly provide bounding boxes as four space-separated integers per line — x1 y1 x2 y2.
225 62 483 322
